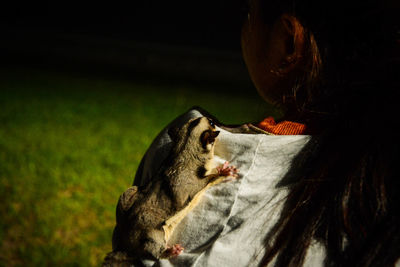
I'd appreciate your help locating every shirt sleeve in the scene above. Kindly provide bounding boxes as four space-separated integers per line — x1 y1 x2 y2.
112 108 320 267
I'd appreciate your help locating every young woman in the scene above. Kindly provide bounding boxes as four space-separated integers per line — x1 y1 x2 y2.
108 0 399 266
240 0 400 266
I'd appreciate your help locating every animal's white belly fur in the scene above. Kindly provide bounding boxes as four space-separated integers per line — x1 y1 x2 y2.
162 175 226 242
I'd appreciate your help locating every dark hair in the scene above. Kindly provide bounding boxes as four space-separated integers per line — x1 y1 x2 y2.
243 0 400 266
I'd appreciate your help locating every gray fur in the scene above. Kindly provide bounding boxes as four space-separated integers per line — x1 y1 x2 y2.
106 117 222 263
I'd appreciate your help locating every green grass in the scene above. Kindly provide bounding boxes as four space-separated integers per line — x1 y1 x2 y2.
0 67 280 266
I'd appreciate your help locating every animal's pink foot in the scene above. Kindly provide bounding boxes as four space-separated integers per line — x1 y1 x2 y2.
165 244 184 257
217 161 239 181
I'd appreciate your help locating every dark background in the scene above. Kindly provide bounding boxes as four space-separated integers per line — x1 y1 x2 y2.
1 0 251 86
1 0 245 47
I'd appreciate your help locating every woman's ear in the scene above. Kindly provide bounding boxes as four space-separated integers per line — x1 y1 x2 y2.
241 8 309 106
274 14 306 75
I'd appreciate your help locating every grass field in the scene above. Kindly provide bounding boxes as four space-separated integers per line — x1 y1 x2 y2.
0 67 280 266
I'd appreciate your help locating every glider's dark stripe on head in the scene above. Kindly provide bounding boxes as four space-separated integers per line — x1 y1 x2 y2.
180 117 202 150
187 117 202 134
200 130 208 149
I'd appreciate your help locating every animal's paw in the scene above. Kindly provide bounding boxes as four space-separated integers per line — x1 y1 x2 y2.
217 161 239 181
165 244 184 257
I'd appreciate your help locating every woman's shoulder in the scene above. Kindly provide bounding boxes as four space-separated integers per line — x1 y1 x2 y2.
129 108 319 266
133 107 314 187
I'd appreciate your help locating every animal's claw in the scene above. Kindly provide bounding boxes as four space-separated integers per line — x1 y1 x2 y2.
166 244 184 257
217 161 239 180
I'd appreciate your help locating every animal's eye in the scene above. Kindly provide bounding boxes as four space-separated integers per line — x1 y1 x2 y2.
208 119 215 127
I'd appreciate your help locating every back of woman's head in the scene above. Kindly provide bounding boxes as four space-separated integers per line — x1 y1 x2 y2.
248 0 400 266
258 0 399 122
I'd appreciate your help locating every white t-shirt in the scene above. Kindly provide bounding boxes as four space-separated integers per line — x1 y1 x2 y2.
126 109 325 267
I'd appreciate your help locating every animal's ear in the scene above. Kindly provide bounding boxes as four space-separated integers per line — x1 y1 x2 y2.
200 130 220 149
168 126 180 143
119 186 138 211
211 130 220 139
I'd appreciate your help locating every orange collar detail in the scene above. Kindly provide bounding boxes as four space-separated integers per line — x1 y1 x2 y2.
258 117 307 135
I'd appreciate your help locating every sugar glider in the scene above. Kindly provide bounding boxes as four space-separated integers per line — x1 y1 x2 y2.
104 117 239 264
